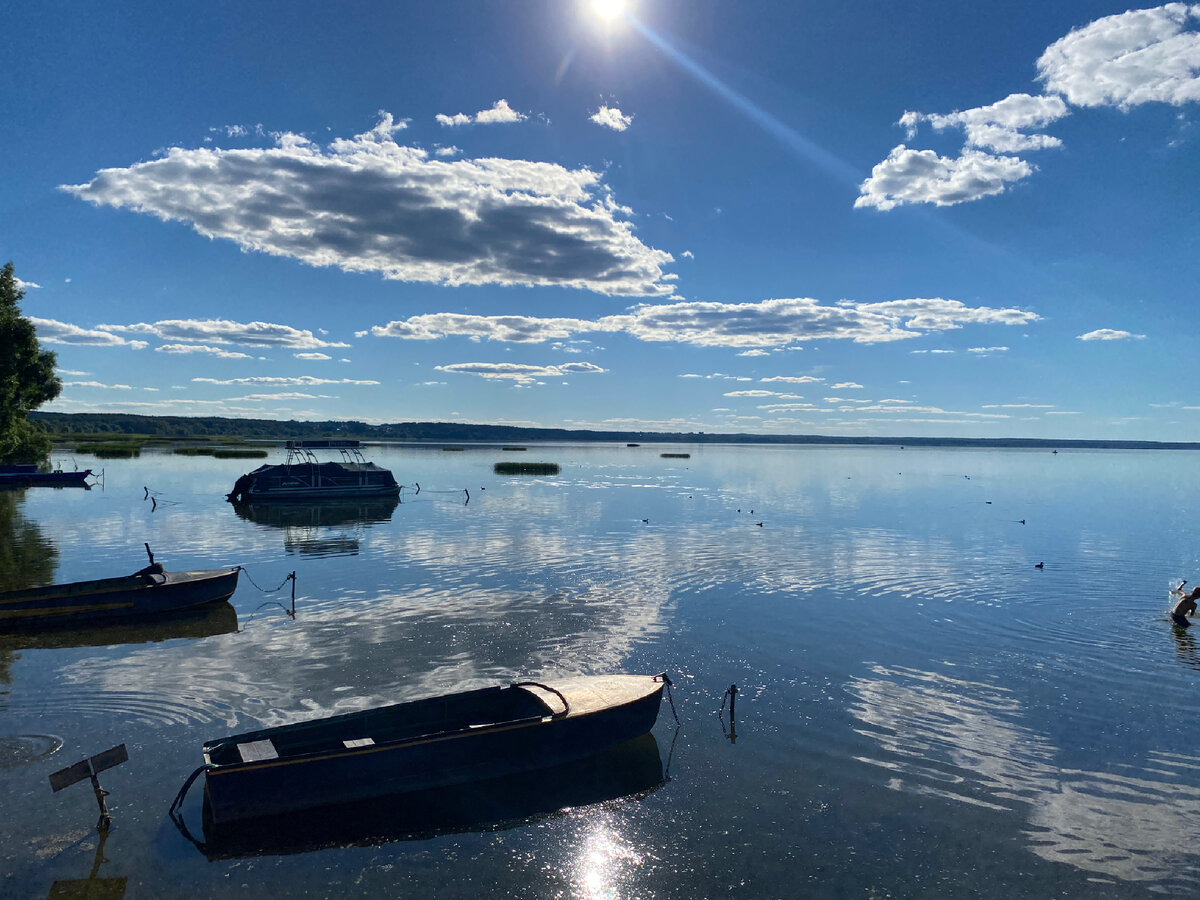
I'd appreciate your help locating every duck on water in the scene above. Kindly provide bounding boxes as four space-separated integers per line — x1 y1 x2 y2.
227 441 400 504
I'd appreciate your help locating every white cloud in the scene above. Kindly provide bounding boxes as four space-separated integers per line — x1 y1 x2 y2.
227 392 332 401
64 381 133 390
831 381 864 389
100 319 348 349
366 296 1039 350
56 369 89 376
900 93 1069 153
761 375 825 384
1078 328 1147 341
294 351 333 360
434 361 606 385
155 343 254 359
63 113 674 297
31 317 148 348
737 348 768 357
968 346 1009 354
434 145 460 157
437 99 527 126
474 99 527 124
1037 4 1200 109
856 145 1035 210
193 376 379 386
14 278 41 290
590 105 634 131
724 389 784 398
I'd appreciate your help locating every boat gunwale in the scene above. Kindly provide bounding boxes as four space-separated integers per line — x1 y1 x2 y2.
203 677 664 776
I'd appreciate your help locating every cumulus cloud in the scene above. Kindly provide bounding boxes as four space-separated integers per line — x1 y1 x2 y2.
899 93 1069 152
434 361 607 385
365 296 1039 350
831 381 864 389
63 113 674 297
1078 328 1147 341
294 352 332 360
64 381 133 390
856 145 1034 210
193 376 379 386
863 4 1200 209
590 105 634 131
99 318 348 349
437 99 527 126
155 343 255 359
31 317 148 348
1038 4 1200 108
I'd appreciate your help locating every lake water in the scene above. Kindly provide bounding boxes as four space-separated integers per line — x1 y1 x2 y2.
2 442 1199 898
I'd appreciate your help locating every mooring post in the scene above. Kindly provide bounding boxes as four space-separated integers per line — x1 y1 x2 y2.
49 744 129 833
289 571 297 618
88 764 112 831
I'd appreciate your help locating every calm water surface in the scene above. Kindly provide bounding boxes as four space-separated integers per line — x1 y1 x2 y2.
2 443 1199 897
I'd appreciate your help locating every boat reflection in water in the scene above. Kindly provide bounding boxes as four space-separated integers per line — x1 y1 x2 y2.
193 733 664 859
231 496 401 558
0 601 238 653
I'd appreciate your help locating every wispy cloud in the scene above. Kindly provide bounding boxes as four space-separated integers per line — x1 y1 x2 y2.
365 296 1039 350
31 317 148 348
155 343 255 359
101 319 349 349
294 352 332 360
63 380 133 390
1078 329 1146 341
63 113 674 297
192 376 379 386
434 361 607 386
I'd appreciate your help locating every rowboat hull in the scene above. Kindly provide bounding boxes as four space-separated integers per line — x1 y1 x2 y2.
0 567 240 628
0 469 93 488
201 674 666 825
199 732 664 858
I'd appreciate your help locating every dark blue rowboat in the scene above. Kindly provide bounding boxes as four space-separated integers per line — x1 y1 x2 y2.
193 732 665 858
192 673 668 825
0 555 239 628
0 468 93 488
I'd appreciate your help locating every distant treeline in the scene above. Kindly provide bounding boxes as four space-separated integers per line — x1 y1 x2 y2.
29 412 1200 451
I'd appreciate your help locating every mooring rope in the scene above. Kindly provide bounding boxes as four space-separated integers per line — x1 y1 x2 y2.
236 567 295 594
661 673 681 725
168 764 211 852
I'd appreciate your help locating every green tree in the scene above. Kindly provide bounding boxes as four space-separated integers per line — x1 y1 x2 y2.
0 262 62 465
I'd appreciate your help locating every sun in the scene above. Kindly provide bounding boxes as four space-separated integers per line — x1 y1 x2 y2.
592 0 626 21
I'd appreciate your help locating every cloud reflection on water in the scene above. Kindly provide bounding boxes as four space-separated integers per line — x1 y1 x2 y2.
849 665 1200 887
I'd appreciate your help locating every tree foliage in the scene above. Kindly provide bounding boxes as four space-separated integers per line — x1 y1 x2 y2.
0 262 62 464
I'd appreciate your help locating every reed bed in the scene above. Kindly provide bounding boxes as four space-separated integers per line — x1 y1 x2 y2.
212 449 269 459
493 461 560 475
660 452 691 459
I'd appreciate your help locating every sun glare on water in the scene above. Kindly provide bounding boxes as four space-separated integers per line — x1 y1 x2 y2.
592 0 626 20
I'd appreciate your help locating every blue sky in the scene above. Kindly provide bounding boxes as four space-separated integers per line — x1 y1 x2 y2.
5 1 1199 439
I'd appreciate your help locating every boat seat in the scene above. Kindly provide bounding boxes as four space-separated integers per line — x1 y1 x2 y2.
236 739 279 762
342 738 374 749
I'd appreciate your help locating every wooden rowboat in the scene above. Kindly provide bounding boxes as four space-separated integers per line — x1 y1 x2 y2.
0 548 239 628
188 673 668 825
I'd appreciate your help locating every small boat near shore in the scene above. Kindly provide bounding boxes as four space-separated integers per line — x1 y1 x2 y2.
192 732 665 858
0 546 240 628
0 465 94 488
226 440 399 503
185 673 668 825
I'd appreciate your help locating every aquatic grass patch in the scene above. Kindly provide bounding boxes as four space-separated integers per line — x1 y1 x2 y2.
172 447 218 456
493 461 560 475
212 449 269 459
502 446 527 451
661 453 691 459
76 442 141 458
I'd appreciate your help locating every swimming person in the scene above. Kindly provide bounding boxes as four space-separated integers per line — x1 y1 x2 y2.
1171 582 1199 627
